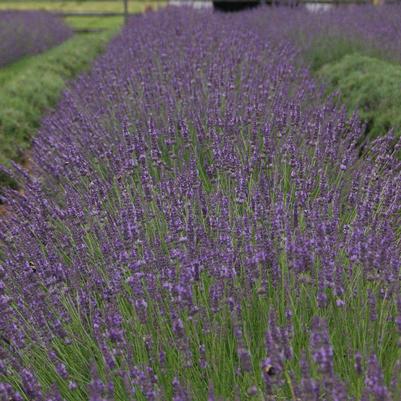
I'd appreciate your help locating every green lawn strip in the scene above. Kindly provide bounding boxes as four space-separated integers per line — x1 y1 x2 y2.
317 53 401 143
0 30 116 186
65 15 124 31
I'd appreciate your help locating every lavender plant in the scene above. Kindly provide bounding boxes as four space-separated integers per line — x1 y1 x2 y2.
0 11 72 67
0 6 400 401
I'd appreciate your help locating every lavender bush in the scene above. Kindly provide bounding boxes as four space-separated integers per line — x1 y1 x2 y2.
0 6 400 401
0 11 72 68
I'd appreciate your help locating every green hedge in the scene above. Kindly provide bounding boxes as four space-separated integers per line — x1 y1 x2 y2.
318 53 401 142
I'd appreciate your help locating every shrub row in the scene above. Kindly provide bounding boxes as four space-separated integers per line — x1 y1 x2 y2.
319 53 401 143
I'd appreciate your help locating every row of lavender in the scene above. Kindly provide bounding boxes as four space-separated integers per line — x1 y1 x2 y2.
305 4 401 60
242 4 401 63
1 6 401 401
0 11 72 68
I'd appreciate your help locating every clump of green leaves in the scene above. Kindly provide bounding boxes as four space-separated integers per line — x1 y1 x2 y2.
318 53 401 142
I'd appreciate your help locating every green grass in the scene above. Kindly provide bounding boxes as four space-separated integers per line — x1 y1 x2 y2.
0 30 116 186
318 53 401 142
65 15 124 30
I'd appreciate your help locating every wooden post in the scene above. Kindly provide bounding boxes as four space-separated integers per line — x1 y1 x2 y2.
123 0 128 24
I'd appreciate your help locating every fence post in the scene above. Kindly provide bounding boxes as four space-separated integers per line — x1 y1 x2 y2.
123 0 128 24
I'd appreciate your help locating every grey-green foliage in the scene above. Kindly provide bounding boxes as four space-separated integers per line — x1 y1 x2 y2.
318 53 401 143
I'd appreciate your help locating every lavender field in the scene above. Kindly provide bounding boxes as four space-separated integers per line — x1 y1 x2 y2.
0 10 72 67
0 5 401 401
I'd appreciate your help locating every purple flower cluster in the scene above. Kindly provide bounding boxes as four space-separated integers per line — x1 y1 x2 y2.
0 11 72 67
0 6 400 401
